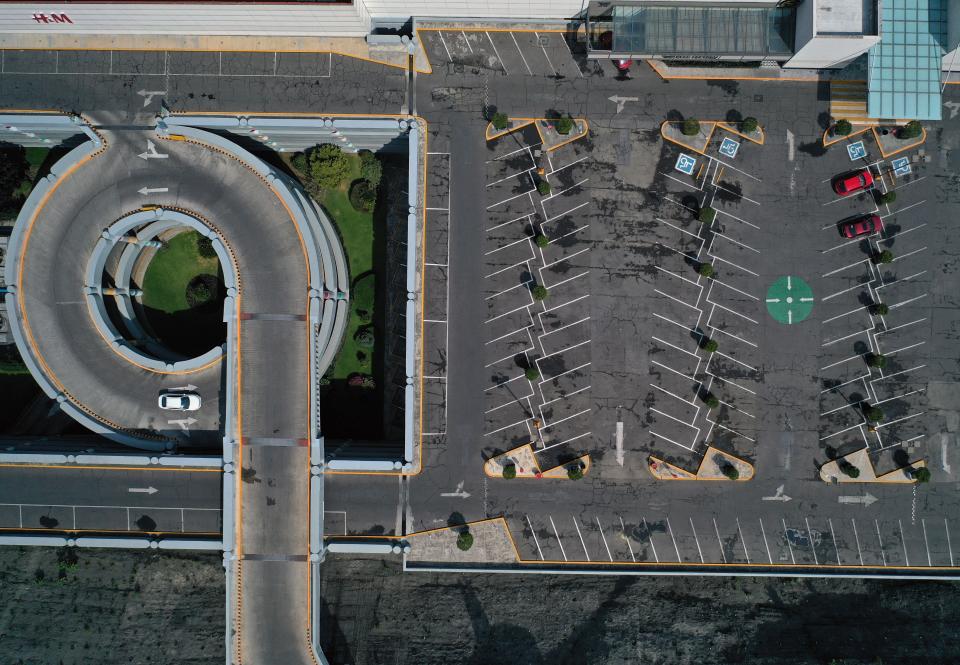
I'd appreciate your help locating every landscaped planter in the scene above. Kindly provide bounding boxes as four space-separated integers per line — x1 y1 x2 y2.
661 120 717 154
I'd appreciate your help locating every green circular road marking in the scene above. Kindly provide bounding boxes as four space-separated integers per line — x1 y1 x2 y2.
766 276 814 324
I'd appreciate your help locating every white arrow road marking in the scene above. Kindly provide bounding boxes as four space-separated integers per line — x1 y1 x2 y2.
608 95 639 114
137 89 167 107
943 434 952 474
167 417 197 434
440 480 471 498
762 484 792 501
128 487 158 495
138 140 168 161
138 186 169 196
615 420 625 466
944 101 960 120
787 129 795 162
838 493 878 506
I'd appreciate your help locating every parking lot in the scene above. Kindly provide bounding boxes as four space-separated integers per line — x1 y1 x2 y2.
481 124 593 469
418 28 591 79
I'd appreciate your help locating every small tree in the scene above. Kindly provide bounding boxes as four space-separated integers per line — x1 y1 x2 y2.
358 150 383 188
554 116 575 135
196 234 217 259
698 206 716 224
703 339 718 353
877 191 897 205
864 405 884 422
310 143 351 190
834 119 853 136
456 531 474 551
681 118 701 136
291 152 308 173
740 117 759 133
491 112 509 130
536 180 552 196
874 250 894 264
911 466 931 483
349 179 377 212
502 463 517 480
721 463 740 481
899 120 923 140
871 302 889 316
704 394 720 409
535 234 550 248
840 460 861 478
532 285 549 301
867 353 886 369
567 464 584 480
698 263 715 278
524 366 540 381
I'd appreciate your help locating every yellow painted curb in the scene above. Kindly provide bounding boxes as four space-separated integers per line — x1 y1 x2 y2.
648 445 754 481
872 125 927 158
484 118 535 141
485 116 588 152
660 120 717 156
539 454 591 479
819 447 926 484
483 442 542 478
822 123 873 147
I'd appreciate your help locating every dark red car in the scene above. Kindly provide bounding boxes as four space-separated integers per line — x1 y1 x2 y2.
833 168 874 195
840 213 883 238
615 59 633 72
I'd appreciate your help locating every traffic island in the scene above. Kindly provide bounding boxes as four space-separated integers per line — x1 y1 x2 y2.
648 446 754 481
539 454 591 480
485 116 588 152
485 116 534 141
483 443 541 478
822 122 872 148
661 120 716 155
716 120 765 145
819 448 927 484
872 124 926 158
405 517 519 564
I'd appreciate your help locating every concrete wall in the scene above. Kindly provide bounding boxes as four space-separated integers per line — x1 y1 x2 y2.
784 34 879 69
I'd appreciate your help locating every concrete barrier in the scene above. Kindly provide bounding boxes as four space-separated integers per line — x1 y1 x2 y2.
75 454 153 466
158 456 222 468
310 476 322 555
326 459 398 472
158 539 224 550
325 542 396 554
74 537 152 549
0 453 69 465
0 535 67 547
222 469 235 554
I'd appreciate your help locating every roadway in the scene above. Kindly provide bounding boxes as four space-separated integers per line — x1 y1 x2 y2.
0 464 222 534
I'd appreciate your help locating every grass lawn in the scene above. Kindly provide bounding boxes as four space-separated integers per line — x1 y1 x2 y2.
141 231 220 313
282 151 377 380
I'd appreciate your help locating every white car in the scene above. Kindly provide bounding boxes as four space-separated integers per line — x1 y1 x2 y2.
158 392 201 411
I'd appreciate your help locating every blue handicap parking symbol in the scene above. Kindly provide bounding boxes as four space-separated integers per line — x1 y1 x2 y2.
891 156 912 177
719 136 740 159
675 153 697 176
847 140 867 161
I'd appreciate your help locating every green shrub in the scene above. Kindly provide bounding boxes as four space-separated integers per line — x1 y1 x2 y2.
698 263 715 278
359 150 383 187
840 461 860 478
491 112 509 130
185 275 216 307
911 467 931 483
348 179 377 213
355 328 375 349
867 353 886 369
705 395 720 409
456 531 474 551
874 250 893 264
834 119 853 136
864 405 884 422
567 464 584 480
681 118 701 136
196 234 217 259
871 302 889 316
554 116 575 135
310 143 351 190
291 152 308 174
878 191 897 205
531 285 549 300
502 463 517 479
536 180 551 196
721 463 739 481
525 366 540 381
703 339 718 353
698 206 716 224
899 120 923 140
535 234 549 248
740 117 759 133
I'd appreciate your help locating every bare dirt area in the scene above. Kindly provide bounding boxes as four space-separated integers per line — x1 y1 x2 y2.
318 556 960 665
0 548 223 665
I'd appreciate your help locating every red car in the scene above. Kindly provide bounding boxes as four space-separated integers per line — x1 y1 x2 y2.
833 168 874 195
840 213 883 238
615 59 633 72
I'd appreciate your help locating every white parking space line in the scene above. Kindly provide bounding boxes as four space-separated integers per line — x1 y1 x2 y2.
759 518 773 564
485 280 533 301
736 518 750 564
544 200 590 224
922 519 932 567
715 351 758 373
538 316 591 339
804 517 819 565
875 520 887 566
526 514 544 560
487 213 532 233
643 517 660 562
536 431 592 453
534 32 558 76
619 516 636 562
509 32 533 75
898 519 910 566
540 246 590 270
572 517 590 561
485 235 532 256
666 518 682 562
437 32 454 62
540 385 591 409
483 417 530 437
485 258 531 279
782 519 797 565
707 324 758 348
540 408 591 432
851 519 864 565
486 324 533 345
709 301 759 325
689 518 705 563
597 517 614 562
822 279 871 302
822 257 870 278
461 30 474 53
946 519 955 566
549 515 568 561
487 169 536 188
823 306 867 325
712 279 759 302
486 187 537 210
485 31 508 74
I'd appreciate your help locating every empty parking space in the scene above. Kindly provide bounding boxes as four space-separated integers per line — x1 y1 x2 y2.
419 29 583 79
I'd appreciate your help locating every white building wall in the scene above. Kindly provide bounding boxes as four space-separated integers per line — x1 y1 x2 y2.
364 0 584 19
0 3 372 36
